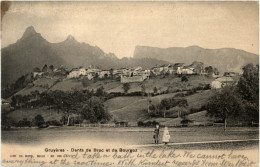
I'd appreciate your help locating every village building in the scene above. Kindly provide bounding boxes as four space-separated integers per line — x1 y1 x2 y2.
87 73 94 80
67 68 80 78
87 67 101 73
79 68 87 76
177 67 183 74
53 66 68 76
156 64 174 74
211 76 234 89
173 63 184 74
167 64 175 74
143 69 151 78
212 72 220 78
113 69 124 78
211 80 222 89
151 66 161 75
182 61 204 75
180 67 195 74
122 68 133 76
98 70 110 78
133 67 143 76
33 72 44 78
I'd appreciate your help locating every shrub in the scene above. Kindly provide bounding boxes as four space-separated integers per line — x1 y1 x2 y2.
181 119 193 124
137 120 160 127
16 118 31 127
34 114 45 127
137 121 144 127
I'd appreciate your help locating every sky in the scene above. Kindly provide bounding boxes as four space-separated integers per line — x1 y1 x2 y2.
1 1 259 58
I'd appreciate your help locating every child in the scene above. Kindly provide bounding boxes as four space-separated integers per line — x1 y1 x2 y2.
162 127 170 145
154 124 160 144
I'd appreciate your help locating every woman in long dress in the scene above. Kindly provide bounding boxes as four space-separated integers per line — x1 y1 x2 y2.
162 127 170 145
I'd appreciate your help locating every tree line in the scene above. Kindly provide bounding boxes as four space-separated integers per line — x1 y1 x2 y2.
207 64 259 130
8 88 111 126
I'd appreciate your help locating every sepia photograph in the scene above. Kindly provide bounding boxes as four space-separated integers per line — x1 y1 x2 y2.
1 1 259 166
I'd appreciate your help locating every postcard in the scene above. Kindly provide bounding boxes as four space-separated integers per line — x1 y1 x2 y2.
1 1 259 166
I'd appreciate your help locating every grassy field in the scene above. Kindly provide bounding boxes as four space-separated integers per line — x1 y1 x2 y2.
143 75 214 92
105 92 187 122
145 111 215 126
6 107 64 122
104 90 215 123
185 90 215 110
15 74 214 95
14 77 59 96
7 89 215 124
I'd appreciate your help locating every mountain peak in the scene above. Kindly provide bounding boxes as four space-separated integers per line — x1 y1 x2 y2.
66 35 76 41
22 26 37 39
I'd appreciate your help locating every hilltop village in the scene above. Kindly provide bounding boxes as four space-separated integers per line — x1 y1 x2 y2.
32 61 237 89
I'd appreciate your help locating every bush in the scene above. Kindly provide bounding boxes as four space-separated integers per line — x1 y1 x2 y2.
137 121 144 127
16 118 31 127
181 119 193 124
137 120 160 127
34 114 45 127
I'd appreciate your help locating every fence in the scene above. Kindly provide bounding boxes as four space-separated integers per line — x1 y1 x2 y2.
75 124 116 127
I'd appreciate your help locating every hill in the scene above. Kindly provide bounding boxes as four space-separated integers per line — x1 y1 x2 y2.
14 75 214 96
1 26 169 87
7 74 215 124
133 45 259 73
104 89 215 122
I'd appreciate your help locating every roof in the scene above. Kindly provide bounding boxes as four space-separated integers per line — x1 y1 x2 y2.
173 63 184 67
160 64 171 67
215 77 234 82
70 68 79 72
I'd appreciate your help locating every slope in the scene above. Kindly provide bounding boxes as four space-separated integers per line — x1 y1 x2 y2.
133 45 259 73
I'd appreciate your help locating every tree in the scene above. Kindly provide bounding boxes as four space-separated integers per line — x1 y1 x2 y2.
205 66 214 74
181 76 188 82
42 64 48 72
109 68 114 78
172 106 188 119
141 84 146 96
81 78 89 87
237 64 259 122
213 68 219 75
34 114 45 127
207 86 245 131
96 86 105 97
52 91 83 125
160 98 171 118
49 65 54 71
81 96 111 123
176 98 188 118
153 87 158 94
122 83 130 93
